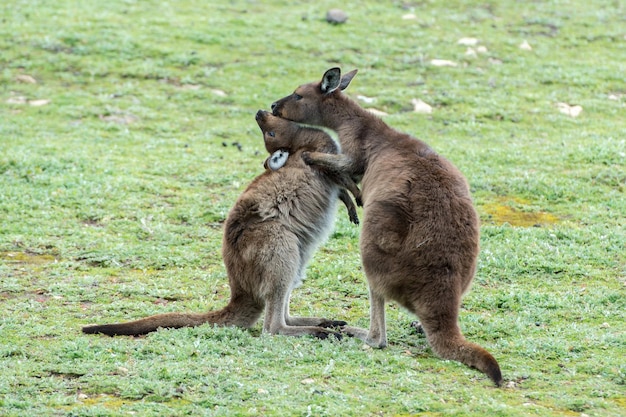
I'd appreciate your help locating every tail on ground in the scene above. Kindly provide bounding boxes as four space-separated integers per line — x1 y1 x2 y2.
82 300 263 336
427 330 503 386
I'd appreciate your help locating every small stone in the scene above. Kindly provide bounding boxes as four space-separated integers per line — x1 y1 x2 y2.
557 102 583 118
430 59 458 67
211 89 227 97
458 37 479 46
326 9 348 24
411 98 433 114
28 99 50 107
16 74 37 84
519 40 532 51
357 95 376 104
300 378 315 385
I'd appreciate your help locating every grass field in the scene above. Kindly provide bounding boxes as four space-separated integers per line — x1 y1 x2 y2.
1 0 625 416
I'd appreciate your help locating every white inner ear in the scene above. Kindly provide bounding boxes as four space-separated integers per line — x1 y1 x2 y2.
321 69 341 93
268 150 289 171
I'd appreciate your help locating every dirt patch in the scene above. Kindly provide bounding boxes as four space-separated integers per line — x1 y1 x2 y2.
481 197 559 227
1 251 58 264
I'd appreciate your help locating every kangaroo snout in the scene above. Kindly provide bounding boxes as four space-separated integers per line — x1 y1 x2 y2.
256 109 269 122
271 101 284 116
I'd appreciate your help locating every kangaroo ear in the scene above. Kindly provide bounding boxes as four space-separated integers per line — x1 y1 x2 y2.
320 67 342 94
340 69 358 90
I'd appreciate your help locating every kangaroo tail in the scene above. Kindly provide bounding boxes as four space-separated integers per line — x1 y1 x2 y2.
426 329 503 386
82 298 264 336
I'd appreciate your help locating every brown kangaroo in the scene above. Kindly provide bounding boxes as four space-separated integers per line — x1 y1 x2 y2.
82 110 361 339
271 68 503 385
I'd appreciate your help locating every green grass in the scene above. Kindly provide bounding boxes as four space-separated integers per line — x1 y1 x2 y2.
1 0 625 415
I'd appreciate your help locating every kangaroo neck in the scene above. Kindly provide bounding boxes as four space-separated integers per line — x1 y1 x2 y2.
322 96 390 174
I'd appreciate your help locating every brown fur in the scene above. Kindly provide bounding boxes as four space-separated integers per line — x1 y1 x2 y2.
271 68 503 386
82 110 361 339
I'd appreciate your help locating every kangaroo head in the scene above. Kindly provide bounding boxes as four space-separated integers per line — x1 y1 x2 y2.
271 67 357 124
255 109 301 154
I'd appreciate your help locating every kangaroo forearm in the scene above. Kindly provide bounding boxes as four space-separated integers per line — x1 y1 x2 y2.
339 189 360 225
303 151 355 176
303 151 362 204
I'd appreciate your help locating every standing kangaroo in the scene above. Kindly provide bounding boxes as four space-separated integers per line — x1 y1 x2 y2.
82 110 361 339
271 68 503 385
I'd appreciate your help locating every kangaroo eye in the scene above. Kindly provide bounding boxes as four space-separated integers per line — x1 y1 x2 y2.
268 131 275 137
294 94 303 101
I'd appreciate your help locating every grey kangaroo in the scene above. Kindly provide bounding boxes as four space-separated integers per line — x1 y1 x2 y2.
82 110 361 339
271 68 503 385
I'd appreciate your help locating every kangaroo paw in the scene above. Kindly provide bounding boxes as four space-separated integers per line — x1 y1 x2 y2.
410 321 425 334
318 320 348 329
314 329 343 340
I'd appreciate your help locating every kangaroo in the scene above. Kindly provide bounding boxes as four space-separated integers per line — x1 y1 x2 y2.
271 68 503 386
82 110 361 339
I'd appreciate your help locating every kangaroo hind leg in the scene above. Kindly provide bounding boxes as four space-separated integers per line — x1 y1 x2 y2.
283 291 347 329
263 286 342 340
261 236 342 340
341 287 387 348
